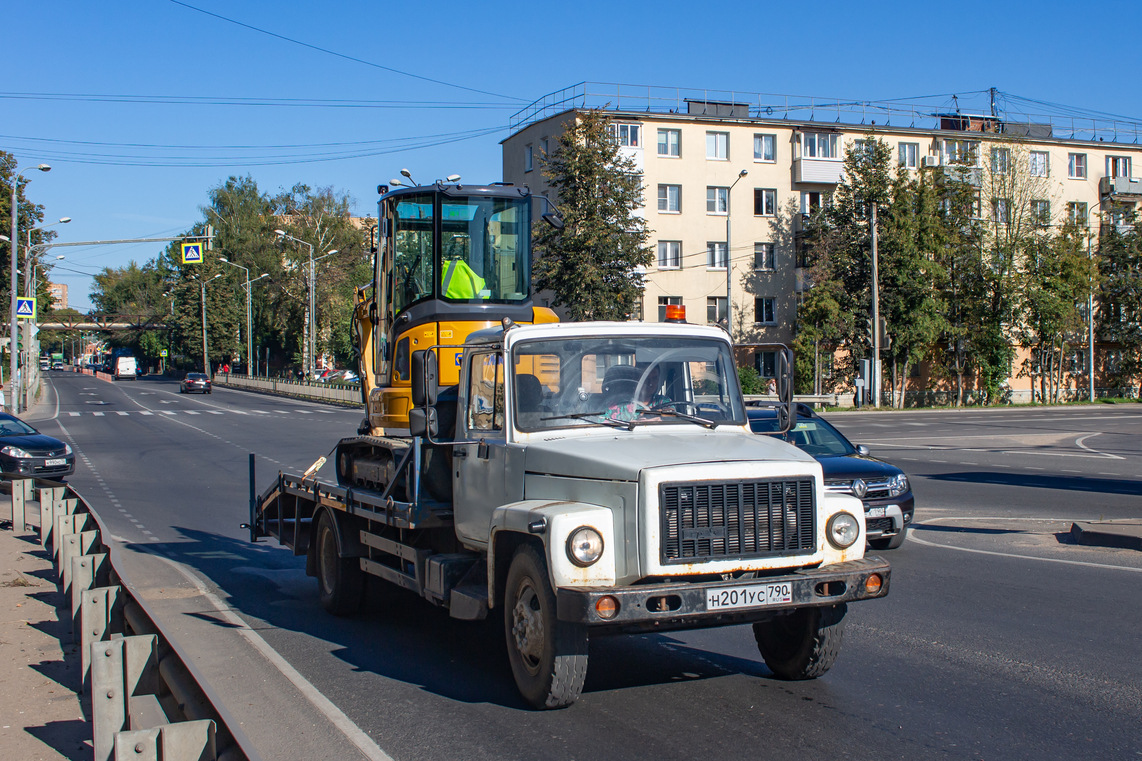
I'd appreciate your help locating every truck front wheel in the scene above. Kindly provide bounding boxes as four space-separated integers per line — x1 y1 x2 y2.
753 603 847 680
504 545 588 709
315 511 364 616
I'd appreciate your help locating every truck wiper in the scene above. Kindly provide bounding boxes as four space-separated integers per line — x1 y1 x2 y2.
637 405 718 429
540 412 634 430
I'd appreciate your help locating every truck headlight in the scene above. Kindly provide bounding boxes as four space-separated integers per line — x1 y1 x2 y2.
826 512 860 549
1 446 31 458
887 473 909 497
566 526 604 567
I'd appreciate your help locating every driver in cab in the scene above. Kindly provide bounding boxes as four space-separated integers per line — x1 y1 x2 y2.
599 364 669 422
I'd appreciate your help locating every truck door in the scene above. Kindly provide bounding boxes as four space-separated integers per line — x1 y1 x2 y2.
452 350 523 546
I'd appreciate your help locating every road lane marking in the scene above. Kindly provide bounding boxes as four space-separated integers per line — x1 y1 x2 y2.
911 518 1142 574
68 412 79 417
147 554 394 761
93 412 104 417
1074 432 1123 460
140 411 153 416
116 411 129 416
185 411 201 415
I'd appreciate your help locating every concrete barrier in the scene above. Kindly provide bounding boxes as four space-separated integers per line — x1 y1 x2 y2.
213 374 363 406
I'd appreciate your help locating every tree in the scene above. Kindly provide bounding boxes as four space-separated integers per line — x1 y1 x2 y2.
1097 216 1142 395
532 109 652 321
0 151 48 327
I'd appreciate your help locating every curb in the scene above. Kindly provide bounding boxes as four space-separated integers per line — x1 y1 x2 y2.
1069 521 1142 551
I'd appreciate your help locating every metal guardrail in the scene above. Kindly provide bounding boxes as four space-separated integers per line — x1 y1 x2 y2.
8 479 245 761
214 374 363 406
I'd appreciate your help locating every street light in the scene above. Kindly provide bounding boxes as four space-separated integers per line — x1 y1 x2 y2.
274 229 337 378
220 257 269 375
6 162 51 413
197 273 223 376
22 217 70 406
726 169 748 342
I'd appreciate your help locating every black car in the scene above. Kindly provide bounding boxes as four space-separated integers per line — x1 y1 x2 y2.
747 404 914 549
180 373 212 394
0 412 75 481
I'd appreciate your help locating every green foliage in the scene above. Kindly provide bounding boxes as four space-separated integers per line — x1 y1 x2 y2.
532 110 653 321
738 365 764 394
1098 217 1142 391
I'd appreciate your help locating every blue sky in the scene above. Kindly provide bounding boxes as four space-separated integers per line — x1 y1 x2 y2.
8 0 1142 311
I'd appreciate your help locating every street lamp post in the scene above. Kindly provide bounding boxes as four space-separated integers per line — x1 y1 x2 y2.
7 162 51 413
726 169 748 342
274 230 336 378
199 273 222 376
220 258 268 375
22 217 70 407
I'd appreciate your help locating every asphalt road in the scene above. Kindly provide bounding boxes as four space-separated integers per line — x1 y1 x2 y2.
33 373 1142 760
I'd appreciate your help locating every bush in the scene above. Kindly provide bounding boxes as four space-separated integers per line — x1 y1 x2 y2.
738 365 764 395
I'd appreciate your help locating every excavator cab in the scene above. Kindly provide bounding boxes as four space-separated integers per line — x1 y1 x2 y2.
358 182 557 434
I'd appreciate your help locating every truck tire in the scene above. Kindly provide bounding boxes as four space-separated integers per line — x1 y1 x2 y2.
315 511 364 616
869 527 907 551
504 545 588 709
753 603 846 680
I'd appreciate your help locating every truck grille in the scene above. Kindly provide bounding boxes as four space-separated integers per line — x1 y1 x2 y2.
660 479 816 564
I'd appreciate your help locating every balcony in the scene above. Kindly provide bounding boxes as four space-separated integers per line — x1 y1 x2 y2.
794 158 844 184
939 165 982 187
1100 176 1142 198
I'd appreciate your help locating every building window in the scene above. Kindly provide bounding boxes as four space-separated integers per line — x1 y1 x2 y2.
707 186 729 214
657 296 681 322
524 145 533 173
754 242 775 271
1029 151 1049 178
990 147 1010 174
609 123 640 147
541 137 549 155
803 132 839 159
658 184 681 213
657 241 681 269
1031 200 1050 227
801 191 827 215
754 188 777 216
1110 202 1135 227
756 351 777 378
707 241 727 269
898 142 919 169
657 128 680 157
1067 201 1088 226
706 131 729 160
1068 153 1087 179
992 198 1011 225
1108 156 1132 178
707 296 727 325
754 133 776 162
755 297 776 325
943 139 979 165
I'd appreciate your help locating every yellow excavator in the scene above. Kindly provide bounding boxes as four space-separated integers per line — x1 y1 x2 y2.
334 180 558 492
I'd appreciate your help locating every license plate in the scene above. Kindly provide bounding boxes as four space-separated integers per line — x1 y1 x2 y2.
866 506 886 518
706 582 792 611
45 458 66 467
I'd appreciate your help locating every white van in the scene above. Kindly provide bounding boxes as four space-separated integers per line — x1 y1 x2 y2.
114 356 137 380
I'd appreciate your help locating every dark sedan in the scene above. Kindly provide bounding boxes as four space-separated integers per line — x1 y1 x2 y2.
180 373 212 394
0 413 74 481
747 404 914 549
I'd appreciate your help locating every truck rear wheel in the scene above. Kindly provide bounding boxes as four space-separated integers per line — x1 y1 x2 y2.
753 603 846 680
504 545 588 709
315 511 363 616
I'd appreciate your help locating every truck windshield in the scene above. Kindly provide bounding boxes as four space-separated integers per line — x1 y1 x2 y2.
511 336 746 432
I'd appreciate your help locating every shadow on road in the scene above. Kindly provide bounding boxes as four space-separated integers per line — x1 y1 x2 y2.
123 525 778 710
926 471 1142 496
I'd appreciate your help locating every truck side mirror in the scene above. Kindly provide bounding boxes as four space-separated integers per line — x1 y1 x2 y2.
408 407 438 438
775 347 795 434
411 349 439 407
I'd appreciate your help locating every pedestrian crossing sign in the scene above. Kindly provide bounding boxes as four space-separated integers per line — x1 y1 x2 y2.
181 242 203 264
15 297 35 319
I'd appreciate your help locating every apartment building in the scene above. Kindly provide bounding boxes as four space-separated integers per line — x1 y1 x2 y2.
502 84 1142 394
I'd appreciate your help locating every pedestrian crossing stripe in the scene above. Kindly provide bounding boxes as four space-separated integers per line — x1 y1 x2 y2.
61 408 345 417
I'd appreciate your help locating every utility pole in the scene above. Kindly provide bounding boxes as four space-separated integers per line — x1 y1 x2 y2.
201 278 209 376
870 202 880 408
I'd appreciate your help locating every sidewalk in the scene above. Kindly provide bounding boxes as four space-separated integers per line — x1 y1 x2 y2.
0 513 91 760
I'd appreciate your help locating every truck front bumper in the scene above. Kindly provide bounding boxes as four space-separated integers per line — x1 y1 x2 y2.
556 556 890 632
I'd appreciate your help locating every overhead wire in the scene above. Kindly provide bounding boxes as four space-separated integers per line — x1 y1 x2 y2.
168 0 526 103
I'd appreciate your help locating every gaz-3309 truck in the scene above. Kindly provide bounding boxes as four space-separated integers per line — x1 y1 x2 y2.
252 317 890 708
